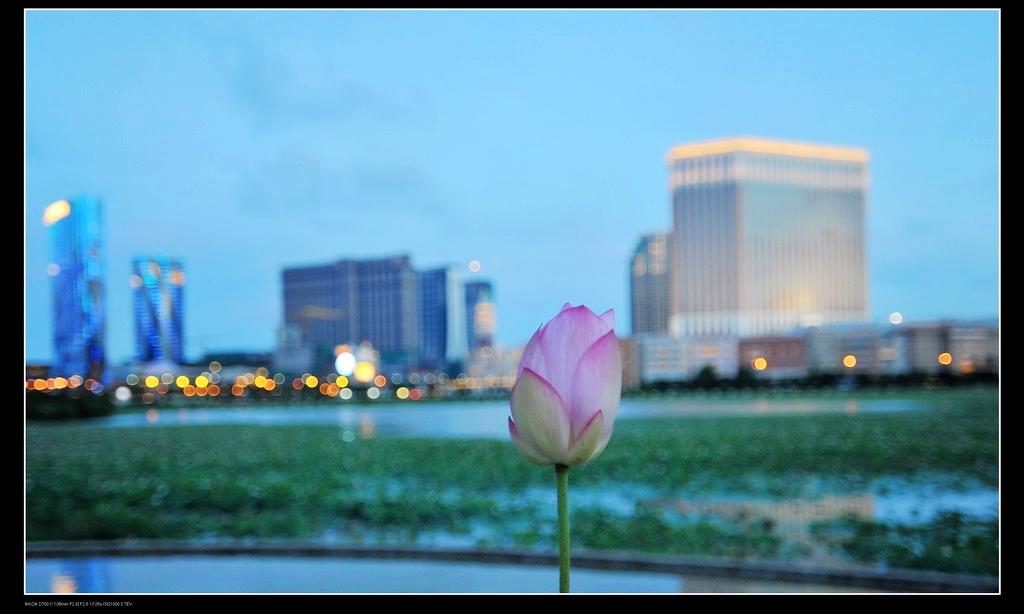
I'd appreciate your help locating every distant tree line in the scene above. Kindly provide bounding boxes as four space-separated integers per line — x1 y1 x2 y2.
633 365 999 394
25 389 114 421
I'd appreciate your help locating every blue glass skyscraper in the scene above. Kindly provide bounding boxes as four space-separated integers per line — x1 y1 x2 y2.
130 255 186 365
419 266 468 374
42 194 105 381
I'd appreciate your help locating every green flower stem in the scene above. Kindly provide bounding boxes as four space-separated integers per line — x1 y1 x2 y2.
556 463 570 593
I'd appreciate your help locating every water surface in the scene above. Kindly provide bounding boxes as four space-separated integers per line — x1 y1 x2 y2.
89 395 933 438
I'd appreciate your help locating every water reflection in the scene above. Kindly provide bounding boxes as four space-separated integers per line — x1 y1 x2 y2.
664 486 997 529
671 493 876 526
45 558 109 593
87 396 932 438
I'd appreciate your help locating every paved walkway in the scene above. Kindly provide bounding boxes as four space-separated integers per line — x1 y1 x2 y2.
24 542 999 594
26 555 683 594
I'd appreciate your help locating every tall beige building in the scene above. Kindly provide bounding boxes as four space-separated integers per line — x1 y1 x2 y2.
668 136 870 338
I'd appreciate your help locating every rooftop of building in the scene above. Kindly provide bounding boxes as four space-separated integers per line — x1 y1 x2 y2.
666 135 870 163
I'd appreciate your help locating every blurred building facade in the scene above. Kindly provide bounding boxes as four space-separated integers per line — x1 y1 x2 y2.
630 233 673 336
625 319 999 387
42 194 106 382
419 266 469 375
281 255 493 378
281 259 359 360
272 323 315 377
738 334 808 381
130 255 186 365
465 280 496 353
355 256 421 371
631 334 741 385
281 255 419 374
667 136 870 338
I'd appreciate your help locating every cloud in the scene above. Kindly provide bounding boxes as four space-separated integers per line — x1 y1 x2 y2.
236 149 337 213
216 38 420 132
236 149 451 217
348 161 448 211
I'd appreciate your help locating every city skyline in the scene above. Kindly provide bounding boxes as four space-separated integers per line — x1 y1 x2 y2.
24 9 1000 365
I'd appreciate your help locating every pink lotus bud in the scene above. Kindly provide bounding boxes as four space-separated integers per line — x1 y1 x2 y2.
508 304 622 466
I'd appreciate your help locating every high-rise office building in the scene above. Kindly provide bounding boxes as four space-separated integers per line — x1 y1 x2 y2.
130 255 186 365
282 260 359 353
282 255 420 371
630 233 672 336
356 256 420 367
667 136 869 338
419 266 468 374
464 280 496 351
42 194 105 381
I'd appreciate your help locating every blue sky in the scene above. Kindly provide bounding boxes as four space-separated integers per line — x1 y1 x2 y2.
24 9 1000 366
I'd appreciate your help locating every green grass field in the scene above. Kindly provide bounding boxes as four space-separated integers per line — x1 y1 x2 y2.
25 386 999 576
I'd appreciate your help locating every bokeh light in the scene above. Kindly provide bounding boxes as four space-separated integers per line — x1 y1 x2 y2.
335 352 356 376
354 362 375 383
51 573 77 593
114 386 132 402
42 199 71 226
